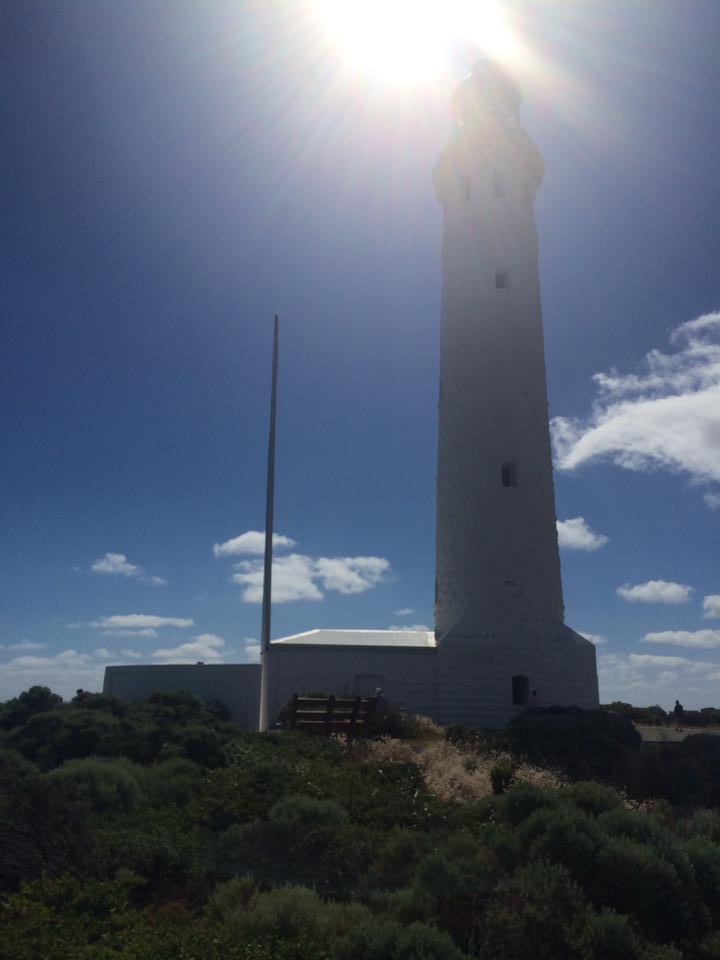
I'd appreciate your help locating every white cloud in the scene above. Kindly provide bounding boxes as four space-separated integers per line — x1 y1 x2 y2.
101 628 159 639
0 648 126 701
231 553 390 603
702 595 720 619
551 311 720 494
0 640 49 652
233 554 323 603
616 580 693 604
598 649 720 709
556 517 608 551
92 614 194 630
643 629 720 649
152 632 226 662
578 632 607 645
243 639 261 662
212 531 296 558
90 553 167 586
314 556 390 594
91 552 142 577
394 608 415 617
704 492 720 509
629 653 704 669
389 623 432 632
92 648 113 659
120 649 143 659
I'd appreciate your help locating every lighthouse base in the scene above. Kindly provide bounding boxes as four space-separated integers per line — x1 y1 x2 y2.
437 625 599 728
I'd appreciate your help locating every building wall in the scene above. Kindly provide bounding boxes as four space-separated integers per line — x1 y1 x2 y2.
103 664 261 728
267 645 439 726
438 627 599 728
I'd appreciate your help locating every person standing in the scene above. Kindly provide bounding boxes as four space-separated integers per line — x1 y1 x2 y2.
673 699 684 731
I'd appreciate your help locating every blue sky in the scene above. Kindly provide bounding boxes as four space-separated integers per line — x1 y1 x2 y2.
2 0 719 708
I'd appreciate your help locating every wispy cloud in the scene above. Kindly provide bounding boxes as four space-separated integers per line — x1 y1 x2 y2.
0 640 49 652
393 608 415 617
616 580 693 604
556 517 608 551
578 631 607 646
389 623 431 632
643 629 720 649
90 552 167 586
212 531 296 558
702 595 720 619
93 614 193 630
551 311 720 501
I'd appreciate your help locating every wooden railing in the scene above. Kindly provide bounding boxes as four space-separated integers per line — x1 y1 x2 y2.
286 693 379 738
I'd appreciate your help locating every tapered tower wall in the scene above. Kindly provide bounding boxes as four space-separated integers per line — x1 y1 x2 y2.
434 62 598 724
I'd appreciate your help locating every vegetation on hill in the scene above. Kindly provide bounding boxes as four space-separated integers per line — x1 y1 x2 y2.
1 687 720 959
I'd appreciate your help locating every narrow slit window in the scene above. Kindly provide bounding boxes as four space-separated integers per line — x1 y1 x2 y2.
512 675 529 706
495 270 508 289
494 172 504 197
501 461 518 487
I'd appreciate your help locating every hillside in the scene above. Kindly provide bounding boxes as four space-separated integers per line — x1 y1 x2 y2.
1 688 720 959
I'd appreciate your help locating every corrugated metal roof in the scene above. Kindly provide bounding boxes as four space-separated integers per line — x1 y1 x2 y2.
272 628 437 648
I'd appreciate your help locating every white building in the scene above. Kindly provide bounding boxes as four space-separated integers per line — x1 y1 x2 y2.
105 60 599 728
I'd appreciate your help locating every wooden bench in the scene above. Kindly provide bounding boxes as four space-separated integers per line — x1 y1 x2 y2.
287 693 380 738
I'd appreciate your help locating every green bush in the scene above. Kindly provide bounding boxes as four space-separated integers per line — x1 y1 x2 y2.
505 707 641 782
490 757 516 795
218 885 369 952
48 757 145 813
333 918 469 960
479 860 589 960
578 909 682 960
494 781 557 826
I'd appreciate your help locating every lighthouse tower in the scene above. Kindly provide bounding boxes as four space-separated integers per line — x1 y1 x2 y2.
433 60 599 726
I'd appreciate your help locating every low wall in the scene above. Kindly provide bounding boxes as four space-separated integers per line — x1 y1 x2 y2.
103 664 261 729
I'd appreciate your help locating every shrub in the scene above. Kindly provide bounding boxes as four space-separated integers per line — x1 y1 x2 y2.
505 707 641 782
333 919 469 960
563 781 624 817
218 885 369 951
519 804 603 890
48 757 145 813
490 757 516 795
595 836 707 943
578 909 682 960
479 860 589 960
494 781 557 826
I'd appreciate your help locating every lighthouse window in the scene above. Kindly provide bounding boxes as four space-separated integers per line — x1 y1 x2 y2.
501 461 518 487
494 172 504 197
512 675 529 706
495 270 508 289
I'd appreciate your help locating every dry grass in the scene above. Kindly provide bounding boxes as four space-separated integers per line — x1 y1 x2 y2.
353 733 565 804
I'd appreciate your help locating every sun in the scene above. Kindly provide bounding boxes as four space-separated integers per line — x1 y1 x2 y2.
313 0 518 86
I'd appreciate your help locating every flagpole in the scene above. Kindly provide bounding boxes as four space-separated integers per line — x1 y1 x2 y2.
258 313 278 732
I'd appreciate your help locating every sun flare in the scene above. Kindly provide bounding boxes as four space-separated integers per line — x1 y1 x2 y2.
314 0 518 86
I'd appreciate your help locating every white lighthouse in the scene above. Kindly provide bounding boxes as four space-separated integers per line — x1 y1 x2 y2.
105 60 600 730
433 60 599 726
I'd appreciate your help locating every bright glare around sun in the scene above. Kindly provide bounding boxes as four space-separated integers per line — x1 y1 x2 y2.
313 0 518 86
